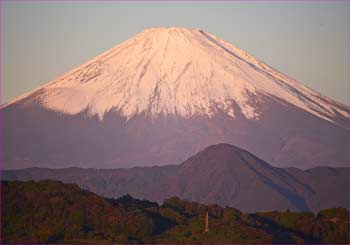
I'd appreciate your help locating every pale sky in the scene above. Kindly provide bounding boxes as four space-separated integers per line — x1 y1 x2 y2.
1 1 349 104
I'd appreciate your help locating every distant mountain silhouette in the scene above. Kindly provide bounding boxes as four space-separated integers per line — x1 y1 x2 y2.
3 144 348 212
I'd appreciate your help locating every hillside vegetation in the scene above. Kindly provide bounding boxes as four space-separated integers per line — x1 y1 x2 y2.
1 180 348 244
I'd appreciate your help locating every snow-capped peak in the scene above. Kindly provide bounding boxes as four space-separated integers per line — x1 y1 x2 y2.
4 27 349 122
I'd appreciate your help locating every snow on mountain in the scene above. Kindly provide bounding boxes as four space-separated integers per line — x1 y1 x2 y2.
4 27 349 122
2 27 349 170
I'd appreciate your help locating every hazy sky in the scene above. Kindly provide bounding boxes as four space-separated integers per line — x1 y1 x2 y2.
1 1 349 104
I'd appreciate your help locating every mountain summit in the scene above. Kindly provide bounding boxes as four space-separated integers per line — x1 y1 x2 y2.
2 27 349 169
4 27 348 122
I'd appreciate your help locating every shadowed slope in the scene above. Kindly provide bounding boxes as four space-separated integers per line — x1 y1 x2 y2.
3 144 348 212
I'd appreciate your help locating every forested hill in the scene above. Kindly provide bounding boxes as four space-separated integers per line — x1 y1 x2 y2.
1 180 349 244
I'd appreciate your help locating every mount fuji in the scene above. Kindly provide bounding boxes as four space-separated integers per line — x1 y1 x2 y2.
2 27 349 169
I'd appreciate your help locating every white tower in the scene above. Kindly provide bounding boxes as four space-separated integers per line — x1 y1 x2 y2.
205 211 209 232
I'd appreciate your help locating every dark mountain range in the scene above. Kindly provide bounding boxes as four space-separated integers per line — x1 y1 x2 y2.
3 144 349 212
1 180 348 244
1 27 349 170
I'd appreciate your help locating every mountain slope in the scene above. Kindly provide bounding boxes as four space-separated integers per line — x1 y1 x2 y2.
1 27 349 169
3 144 348 212
3 28 348 122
